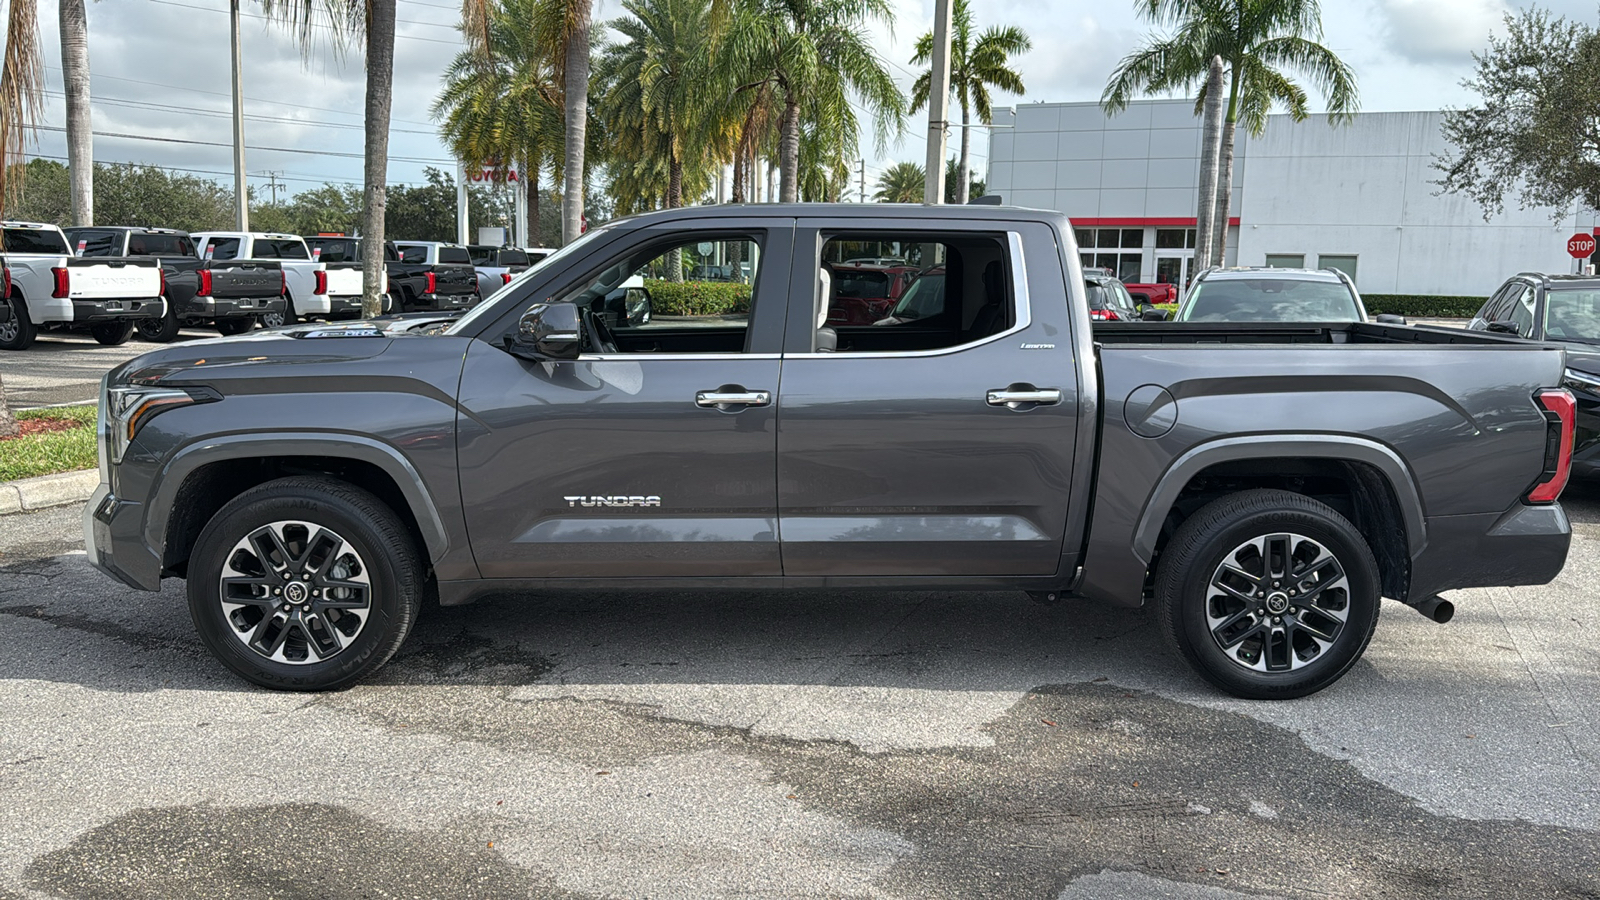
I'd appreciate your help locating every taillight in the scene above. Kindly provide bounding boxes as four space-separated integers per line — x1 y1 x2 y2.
197 269 213 297
159 268 168 297
51 267 70 299
280 270 287 295
502 272 513 285
1527 388 1576 503
1088 308 1120 321
314 271 328 295
426 272 438 294
3 267 9 299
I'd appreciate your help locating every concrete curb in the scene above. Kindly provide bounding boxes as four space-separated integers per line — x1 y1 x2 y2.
0 469 98 515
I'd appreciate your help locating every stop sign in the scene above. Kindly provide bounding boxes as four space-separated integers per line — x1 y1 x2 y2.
1569 233 1596 258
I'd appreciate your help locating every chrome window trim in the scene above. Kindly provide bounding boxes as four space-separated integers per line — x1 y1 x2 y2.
577 352 782 361
784 230 1032 360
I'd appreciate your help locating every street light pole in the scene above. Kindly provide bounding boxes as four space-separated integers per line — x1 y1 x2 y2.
922 0 953 205
230 0 248 230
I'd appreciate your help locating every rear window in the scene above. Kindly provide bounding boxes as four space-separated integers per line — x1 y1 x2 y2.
307 239 356 262
68 230 121 257
498 249 529 266
204 238 241 260
835 270 889 298
1181 277 1361 323
257 239 309 260
397 245 428 264
439 246 471 265
127 232 194 257
3 227 71 255
468 246 495 265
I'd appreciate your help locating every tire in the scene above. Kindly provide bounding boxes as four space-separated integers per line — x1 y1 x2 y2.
0 293 36 351
90 320 135 346
215 317 256 336
136 305 181 343
186 477 425 691
1155 489 1381 700
260 297 296 329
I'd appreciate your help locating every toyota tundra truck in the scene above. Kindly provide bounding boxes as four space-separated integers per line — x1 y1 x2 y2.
191 232 362 325
65 226 286 341
0 221 165 350
84 205 1574 699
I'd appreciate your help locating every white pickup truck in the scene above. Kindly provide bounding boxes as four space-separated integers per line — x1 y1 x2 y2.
0 221 165 350
191 232 365 325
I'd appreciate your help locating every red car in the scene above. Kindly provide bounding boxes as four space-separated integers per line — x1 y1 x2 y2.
824 262 919 325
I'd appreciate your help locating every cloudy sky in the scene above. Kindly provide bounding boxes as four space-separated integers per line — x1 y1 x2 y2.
20 0 1596 203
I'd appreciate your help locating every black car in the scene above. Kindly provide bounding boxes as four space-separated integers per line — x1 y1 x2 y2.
1470 272 1600 475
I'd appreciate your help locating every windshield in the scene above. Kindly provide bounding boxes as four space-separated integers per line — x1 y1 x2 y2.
1544 290 1600 343
1180 277 1360 322
888 272 945 320
445 224 615 335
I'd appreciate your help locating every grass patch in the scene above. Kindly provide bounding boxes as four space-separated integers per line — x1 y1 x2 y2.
0 405 99 481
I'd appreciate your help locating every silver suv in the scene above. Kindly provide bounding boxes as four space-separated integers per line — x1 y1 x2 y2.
1176 267 1369 323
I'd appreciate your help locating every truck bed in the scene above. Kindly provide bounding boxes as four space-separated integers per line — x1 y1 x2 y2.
1091 321 1527 346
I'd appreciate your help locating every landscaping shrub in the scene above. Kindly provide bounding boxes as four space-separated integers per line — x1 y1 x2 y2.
1360 294 1486 318
644 279 752 317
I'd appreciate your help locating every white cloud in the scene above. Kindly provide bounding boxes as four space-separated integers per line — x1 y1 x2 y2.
1376 0 1509 63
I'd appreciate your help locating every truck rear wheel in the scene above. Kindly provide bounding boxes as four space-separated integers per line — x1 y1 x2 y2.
136 306 181 343
186 477 424 691
90 320 135 346
0 294 35 350
260 297 296 329
1155 489 1381 700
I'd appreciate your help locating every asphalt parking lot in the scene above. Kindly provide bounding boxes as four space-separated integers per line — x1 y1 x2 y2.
1 479 1597 899
0 330 214 409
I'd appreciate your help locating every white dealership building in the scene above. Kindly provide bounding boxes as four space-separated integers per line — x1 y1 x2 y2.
984 99 1598 296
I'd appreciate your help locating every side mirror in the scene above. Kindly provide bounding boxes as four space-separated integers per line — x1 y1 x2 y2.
1141 307 1170 321
1485 321 1520 335
1374 313 1407 325
506 302 581 361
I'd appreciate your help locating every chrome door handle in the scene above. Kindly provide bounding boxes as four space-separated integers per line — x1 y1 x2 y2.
987 388 1062 406
696 390 771 408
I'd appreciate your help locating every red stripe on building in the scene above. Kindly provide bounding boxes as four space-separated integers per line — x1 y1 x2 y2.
1072 217 1241 227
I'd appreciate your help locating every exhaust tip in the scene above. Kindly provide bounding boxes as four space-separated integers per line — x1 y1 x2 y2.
1414 596 1455 624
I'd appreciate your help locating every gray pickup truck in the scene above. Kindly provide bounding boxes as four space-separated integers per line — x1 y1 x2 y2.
84 205 1575 699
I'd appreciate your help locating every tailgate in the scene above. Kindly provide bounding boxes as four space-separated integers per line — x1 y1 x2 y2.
207 261 283 299
323 263 364 297
65 258 162 299
435 264 477 295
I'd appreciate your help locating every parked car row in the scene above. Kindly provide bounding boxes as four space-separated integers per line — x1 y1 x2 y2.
0 220 555 350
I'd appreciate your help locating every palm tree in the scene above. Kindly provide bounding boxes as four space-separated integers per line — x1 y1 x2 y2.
262 0 393 317
594 0 714 212
874 161 924 202
909 0 1029 205
60 0 92 225
1102 0 1357 265
0 0 43 430
724 0 905 203
436 0 564 245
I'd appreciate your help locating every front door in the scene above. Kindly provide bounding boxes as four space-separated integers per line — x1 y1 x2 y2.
457 223 793 578
775 221 1084 577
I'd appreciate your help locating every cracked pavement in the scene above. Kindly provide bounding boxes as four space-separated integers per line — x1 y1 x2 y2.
0 484 1597 898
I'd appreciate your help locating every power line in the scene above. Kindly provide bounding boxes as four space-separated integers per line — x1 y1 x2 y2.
44 66 439 128
32 124 456 165
23 151 365 186
40 89 440 136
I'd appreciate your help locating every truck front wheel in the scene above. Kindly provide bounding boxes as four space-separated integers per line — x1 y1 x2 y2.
0 294 35 350
186 477 424 691
90 320 135 346
1155 489 1381 700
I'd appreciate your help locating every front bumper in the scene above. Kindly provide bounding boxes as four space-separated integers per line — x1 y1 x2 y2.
84 482 163 592
72 297 164 323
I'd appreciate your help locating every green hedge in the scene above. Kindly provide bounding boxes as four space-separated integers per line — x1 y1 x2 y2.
644 279 752 317
1360 294 1486 318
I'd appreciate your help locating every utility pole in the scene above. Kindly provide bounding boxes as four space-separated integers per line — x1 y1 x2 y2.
229 0 248 230
266 171 282 206
923 0 953 205
859 159 866 203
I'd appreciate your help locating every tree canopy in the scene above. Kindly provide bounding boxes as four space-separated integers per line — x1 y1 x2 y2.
1436 7 1600 218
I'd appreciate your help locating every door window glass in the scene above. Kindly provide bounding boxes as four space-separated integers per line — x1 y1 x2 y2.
1510 286 1538 338
817 233 1013 352
558 236 762 352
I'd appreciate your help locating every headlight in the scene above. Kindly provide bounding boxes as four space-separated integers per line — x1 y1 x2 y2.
1562 368 1600 393
105 384 213 464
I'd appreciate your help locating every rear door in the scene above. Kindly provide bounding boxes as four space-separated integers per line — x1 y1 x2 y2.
774 219 1084 576
456 218 794 578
